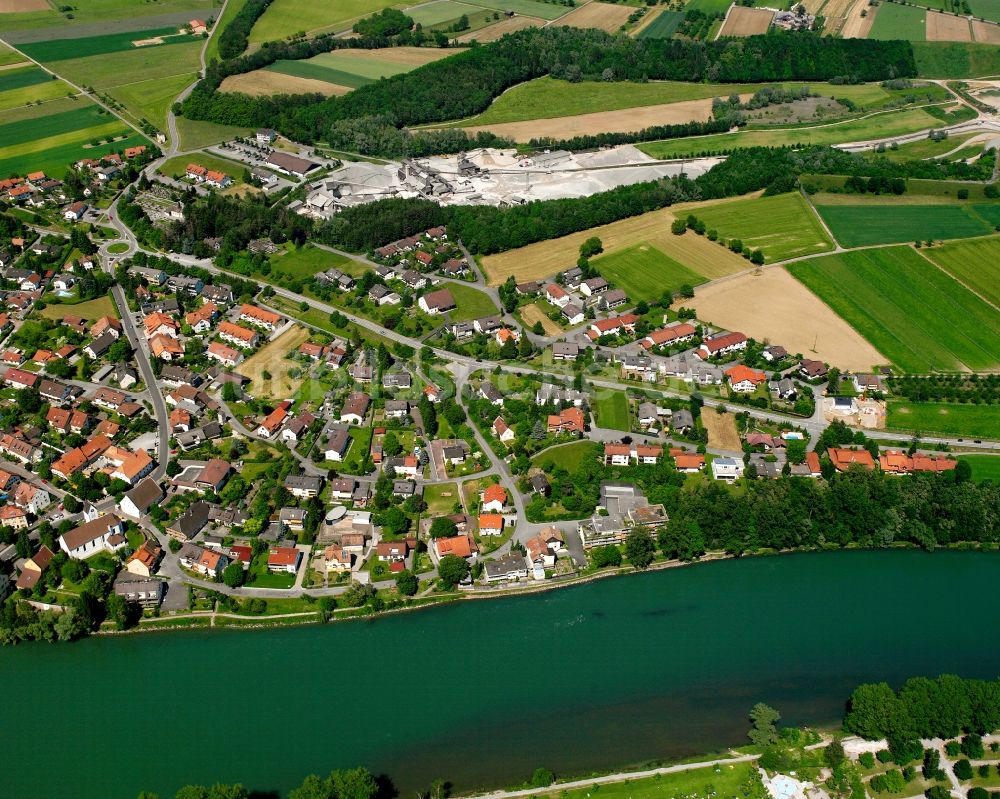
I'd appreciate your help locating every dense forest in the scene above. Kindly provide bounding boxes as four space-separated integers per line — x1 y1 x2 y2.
180 27 916 145
216 0 273 61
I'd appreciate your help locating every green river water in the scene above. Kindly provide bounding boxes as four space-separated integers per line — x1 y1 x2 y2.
3 550 999 799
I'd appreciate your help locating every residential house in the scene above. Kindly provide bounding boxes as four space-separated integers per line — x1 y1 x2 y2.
561 302 585 326
255 403 289 438
828 447 876 472
697 331 747 360
418 288 455 315
167 501 211 541
267 546 302 573
798 359 828 380
12 482 49 515
580 277 608 296
711 457 745 482
376 541 407 563
433 534 474 560
323 427 352 462
340 392 370 425
120 478 163 520
285 475 323 498
600 289 628 310
218 321 258 349
641 323 697 350
491 416 515 444
725 365 767 393
545 283 570 307
239 304 281 331
481 484 507 513
113 573 164 607
206 341 242 366
59 514 126 559
478 382 503 406
551 342 579 361
15 545 54 590
547 406 585 435
484 553 528 583
125 541 163 578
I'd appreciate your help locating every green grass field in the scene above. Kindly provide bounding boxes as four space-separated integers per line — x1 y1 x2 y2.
50 42 203 91
423 481 462 514
448 282 499 321
205 0 245 62
922 238 1000 307
0 65 51 92
250 0 400 41
0 44 26 67
788 247 1000 372
591 243 704 302
869 2 926 40
406 0 485 25
19 27 199 63
176 117 251 150
268 245 353 281
639 107 945 158
960 455 1000 481
0 0 216 32
595 390 631 431
530 440 601 472
814 203 994 248
462 0 570 18
538 762 755 799
636 10 684 38
268 50 415 88
159 152 247 183
881 131 976 161
685 0 732 12
0 72 74 113
888 402 1000 438
970 0 1000 20
108 72 196 131
686 193 833 262
40 294 118 321
913 41 1000 78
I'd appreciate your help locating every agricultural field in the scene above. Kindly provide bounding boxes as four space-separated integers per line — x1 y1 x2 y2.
685 193 833 262
480 197 751 286
455 15 541 42
869 2 926 41
922 238 1000 307
912 41 1000 77
0 0 217 33
108 71 197 132
18 27 200 62
687 268 887 372
719 5 774 37
263 47 458 93
701 411 742 453
236 325 310 399
926 10 972 42
0 65 74 112
594 390 631 432
176 117 252 150
555 2 633 32
788 246 1000 373
813 202 995 248
204 0 245 63
405 0 485 26
249 0 401 41
457 0 571 20
220 70 348 97
887 402 1000 438
0 99 146 178
591 244 704 303
970 0 1000 22
685 0 733 13
448 282 499 321
971 19 1000 42
638 107 948 158
48 41 203 91
960 455 1000 482
636 9 684 38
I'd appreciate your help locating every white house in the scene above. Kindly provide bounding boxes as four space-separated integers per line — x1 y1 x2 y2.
711 457 745 482
59 514 126 560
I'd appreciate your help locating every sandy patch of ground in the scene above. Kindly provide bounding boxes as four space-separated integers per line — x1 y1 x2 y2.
236 324 310 399
688 267 887 372
464 98 720 142
555 1 632 32
519 302 562 335
0 0 49 11
927 10 972 41
840 0 874 38
701 410 742 453
455 15 541 42
719 5 774 36
972 19 1000 43
221 71 349 97
482 195 756 286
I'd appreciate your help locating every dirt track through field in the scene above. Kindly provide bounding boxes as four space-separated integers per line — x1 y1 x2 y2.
841 0 874 38
927 10 972 41
972 19 1000 42
456 15 541 42
555 1 632 32
687 267 887 372
719 5 774 36
463 97 723 141
701 411 743 452
221 71 349 97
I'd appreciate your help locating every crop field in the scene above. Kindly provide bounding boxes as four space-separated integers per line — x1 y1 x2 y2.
448 282 499 321
480 197 751 286
0 0 217 32
922 238 1000 307
927 10 972 41
814 203 994 247
0 101 144 178
960 455 1000 481
108 72 196 131
250 0 410 41
459 0 571 20
591 244 704 302
971 19 1000 41
0 64 49 92
869 2 926 40
685 193 833 262
556 2 633 32
719 5 774 36
19 27 199 62
701 411 742 452
220 70 348 96
912 41 1000 77
405 0 485 25
639 107 945 158
267 47 455 91
0 43 26 67
50 41 203 91
0 67 73 112
688 268 886 371
788 247 1000 372
236 325 309 399
888 402 1000 438
685 0 733 12
636 9 684 37
455 15 541 41
970 0 1000 21
594 390 631 431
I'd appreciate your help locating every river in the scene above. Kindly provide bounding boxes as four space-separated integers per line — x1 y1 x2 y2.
4 549 999 799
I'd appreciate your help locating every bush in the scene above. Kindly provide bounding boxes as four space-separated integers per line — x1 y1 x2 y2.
946 742 962 757
968 788 989 799
962 734 985 760
926 788 951 799
870 770 906 794
954 760 974 781
877 750 894 764
859 753 876 769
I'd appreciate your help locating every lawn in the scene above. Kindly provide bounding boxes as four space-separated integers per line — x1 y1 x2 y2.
268 245 354 282
19 28 200 62
537 762 756 799
869 2 927 40
814 203 994 248
40 294 119 320
638 108 945 158
591 243 704 302
922 237 1000 307
960 455 1000 482
423 481 462 515
530 440 601 472
636 9 684 38
913 41 1000 78
235 324 310 399
205 0 247 62
788 247 1000 372
687 193 833 262
249 0 401 40
881 132 977 161
448 282 498 321
887 402 1000 438
176 117 251 150
594 390 631 431
108 71 196 131
339 426 374 474
159 152 248 183
405 0 485 26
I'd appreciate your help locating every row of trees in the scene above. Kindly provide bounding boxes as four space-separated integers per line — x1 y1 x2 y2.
216 0 272 60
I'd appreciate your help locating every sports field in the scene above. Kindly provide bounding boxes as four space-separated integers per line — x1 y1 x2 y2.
869 2 926 40
0 100 145 178
960 455 1000 481
688 268 886 372
594 390 631 432
685 193 833 262
18 27 199 62
888 402 1000 438
814 203 994 247
921 237 1000 307
640 107 947 158
636 10 684 37
788 247 1000 372
480 197 751 286
591 243 704 302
